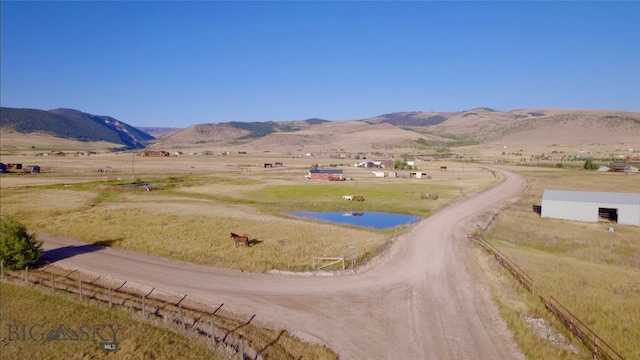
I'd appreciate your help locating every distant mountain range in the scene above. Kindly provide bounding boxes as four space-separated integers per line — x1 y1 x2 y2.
0 107 154 149
1 106 639 152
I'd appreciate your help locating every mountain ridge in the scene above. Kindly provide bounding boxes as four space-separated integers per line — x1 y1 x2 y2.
0 107 154 149
2 107 639 153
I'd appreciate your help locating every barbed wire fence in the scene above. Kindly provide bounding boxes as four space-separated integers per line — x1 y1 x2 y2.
1 263 273 360
469 204 625 360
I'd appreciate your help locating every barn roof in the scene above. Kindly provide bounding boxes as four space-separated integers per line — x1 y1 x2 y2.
310 169 343 174
542 189 640 205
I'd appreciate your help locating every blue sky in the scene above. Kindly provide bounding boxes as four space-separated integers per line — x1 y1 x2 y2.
1 1 639 127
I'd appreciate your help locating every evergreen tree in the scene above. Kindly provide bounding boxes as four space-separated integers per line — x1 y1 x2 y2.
584 158 597 170
0 216 43 270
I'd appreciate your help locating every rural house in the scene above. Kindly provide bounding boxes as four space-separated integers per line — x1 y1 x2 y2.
541 189 640 226
307 169 344 181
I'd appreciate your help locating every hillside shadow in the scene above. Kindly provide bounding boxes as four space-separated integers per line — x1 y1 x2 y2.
41 239 120 264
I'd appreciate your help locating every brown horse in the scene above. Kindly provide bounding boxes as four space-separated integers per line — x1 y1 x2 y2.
230 232 249 247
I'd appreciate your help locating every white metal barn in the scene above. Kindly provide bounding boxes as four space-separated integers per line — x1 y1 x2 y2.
541 190 640 226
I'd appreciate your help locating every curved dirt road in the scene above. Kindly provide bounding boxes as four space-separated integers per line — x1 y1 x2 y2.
39 169 527 359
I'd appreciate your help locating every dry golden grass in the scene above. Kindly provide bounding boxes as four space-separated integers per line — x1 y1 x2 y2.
481 166 640 359
0 155 499 273
2 143 638 358
0 152 499 358
1 282 225 359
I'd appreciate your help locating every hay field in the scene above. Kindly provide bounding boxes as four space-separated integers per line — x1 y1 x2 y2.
0 152 500 272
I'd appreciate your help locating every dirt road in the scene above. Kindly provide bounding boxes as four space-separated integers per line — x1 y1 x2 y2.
39 169 527 359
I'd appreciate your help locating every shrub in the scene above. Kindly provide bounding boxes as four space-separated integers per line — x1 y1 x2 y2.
0 216 43 270
584 158 598 170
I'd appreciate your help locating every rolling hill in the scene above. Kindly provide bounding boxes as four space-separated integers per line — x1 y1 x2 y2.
1 107 639 156
0 107 155 149
150 108 640 154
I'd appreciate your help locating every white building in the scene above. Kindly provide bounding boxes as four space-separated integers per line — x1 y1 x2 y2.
541 190 640 226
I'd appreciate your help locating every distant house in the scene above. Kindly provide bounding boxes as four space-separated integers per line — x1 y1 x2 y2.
410 172 429 179
308 169 344 181
627 156 640 165
141 151 170 157
23 165 41 173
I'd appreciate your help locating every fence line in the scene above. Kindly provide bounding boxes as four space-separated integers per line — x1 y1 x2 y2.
540 297 625 360
469 235 535 295
469 206 626 360
1 264 263 360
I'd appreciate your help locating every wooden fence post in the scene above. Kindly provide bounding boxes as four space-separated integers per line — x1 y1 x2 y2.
142 295 146 317
51 273 55 292
108 288 113 308
79 279 83 300
238 335 243 360
211 319 215 343
25 266 29 285
1 261 4 280
179 304 185 331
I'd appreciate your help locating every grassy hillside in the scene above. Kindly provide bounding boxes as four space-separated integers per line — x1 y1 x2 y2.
0 107 154 149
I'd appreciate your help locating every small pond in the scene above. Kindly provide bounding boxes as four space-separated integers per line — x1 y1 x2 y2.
289 211 421 230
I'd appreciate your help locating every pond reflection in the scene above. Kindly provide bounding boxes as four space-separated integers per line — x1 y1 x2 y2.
289 211 420 230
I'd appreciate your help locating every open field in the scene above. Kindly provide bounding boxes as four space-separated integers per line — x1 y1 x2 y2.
479 165 640 359
1 149 639 358
0 152 499 272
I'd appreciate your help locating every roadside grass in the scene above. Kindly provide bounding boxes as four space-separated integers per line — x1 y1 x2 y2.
1 279 338 359
481 167 640 359
473 246 584 360
0 282 223 359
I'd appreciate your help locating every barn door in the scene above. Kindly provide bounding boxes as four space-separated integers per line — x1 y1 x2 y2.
598 208 618 223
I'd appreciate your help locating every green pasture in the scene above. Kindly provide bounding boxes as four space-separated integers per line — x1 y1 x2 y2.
0 173 467 272
247 182 455 216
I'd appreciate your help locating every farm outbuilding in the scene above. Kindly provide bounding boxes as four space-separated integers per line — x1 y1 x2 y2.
308 169 344 181
541 190 640 226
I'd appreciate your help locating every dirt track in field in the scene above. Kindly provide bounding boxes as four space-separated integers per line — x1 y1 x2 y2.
39 169 527 359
